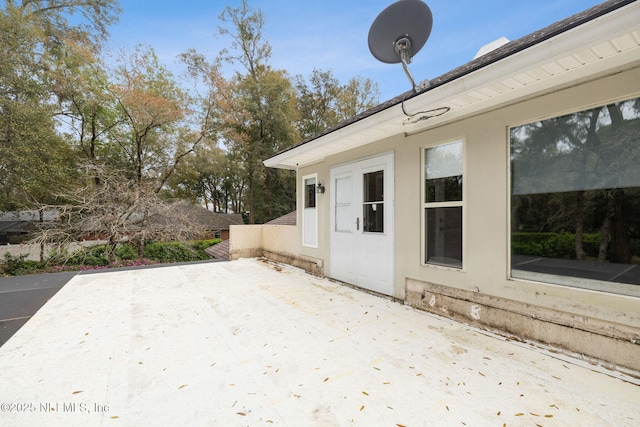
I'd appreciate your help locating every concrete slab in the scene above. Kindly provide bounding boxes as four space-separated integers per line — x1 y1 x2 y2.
0 258 638 426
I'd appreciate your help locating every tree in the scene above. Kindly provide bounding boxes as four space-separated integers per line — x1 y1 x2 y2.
217 0 298 223
295 69 380 139
0 0 120 209
50 37 122 187
32 164 208 261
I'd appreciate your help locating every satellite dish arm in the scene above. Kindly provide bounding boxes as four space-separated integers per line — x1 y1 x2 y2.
401 56 418 93
395 36 423 93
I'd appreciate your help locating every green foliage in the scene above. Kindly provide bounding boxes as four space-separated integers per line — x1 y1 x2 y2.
68 245 110 267
115 243 137 260
143 239 221 263
189 239 222 252
1 253 41 276
143 241 194 263
0 1 120 211
512 232 601 259
1 239 223 276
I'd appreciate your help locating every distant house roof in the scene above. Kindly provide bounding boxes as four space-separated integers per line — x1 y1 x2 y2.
266 211 297 226
205 239 230 261
188 207 245 230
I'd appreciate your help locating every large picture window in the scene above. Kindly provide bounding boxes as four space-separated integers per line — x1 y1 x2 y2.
423 140 463 268
510 97 640 296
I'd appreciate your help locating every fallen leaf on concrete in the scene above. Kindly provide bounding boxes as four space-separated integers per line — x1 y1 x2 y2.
178 384 188 389
72 391 83 394
360 405 365 411
237 412 246 416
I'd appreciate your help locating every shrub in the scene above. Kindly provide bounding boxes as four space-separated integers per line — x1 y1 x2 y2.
1 239 223 276
114 243 136 261
1 253 42 276
143 241 196 263
189 239 221 258
143 239 221 263
68 245 110 267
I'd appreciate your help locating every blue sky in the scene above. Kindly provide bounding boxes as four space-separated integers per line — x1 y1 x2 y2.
106 0 604 102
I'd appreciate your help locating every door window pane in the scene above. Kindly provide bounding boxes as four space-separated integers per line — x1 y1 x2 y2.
426 207 462 267
335 176 352 232
364 170 384 202
363 170 384 233
364 203 384 233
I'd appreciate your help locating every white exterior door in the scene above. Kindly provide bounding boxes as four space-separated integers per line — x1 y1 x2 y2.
329 153 394 295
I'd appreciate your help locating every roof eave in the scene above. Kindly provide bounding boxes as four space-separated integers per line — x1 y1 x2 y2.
264 0 640 170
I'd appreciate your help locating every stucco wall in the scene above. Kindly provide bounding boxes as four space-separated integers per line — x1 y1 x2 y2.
295 66 640 373
229 224 323 276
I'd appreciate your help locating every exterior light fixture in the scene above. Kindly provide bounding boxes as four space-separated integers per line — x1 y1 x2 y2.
316 183 325 194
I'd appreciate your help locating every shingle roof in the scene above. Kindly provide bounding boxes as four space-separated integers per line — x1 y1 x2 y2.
266 211 297 226
205 239 230 260
168 204 244 230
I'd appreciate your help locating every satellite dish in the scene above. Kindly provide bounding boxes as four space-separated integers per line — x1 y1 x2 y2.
368 0 433 92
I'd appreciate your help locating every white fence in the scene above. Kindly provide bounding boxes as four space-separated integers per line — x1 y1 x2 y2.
0 241 107 262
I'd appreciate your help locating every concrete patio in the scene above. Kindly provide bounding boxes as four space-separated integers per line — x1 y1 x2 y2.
0 258 638 426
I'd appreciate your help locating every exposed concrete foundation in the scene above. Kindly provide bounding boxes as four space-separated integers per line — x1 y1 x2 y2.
229 224 325 277
406 278 640 377
230 248 324 277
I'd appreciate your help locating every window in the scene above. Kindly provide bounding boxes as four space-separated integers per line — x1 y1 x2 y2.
423 140 463 268
305 178 316 208
510 97 640 296
363 170 384 233
302 175 318 247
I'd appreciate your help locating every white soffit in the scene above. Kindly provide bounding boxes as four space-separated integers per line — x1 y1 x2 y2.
265 3 640 170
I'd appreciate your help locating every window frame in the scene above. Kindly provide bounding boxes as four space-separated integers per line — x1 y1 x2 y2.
506 96 640 297
421 139 466 270
302 173 318 248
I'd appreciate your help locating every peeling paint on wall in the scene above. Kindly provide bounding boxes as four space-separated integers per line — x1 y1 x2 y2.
429 295 436 307
471 305 481 320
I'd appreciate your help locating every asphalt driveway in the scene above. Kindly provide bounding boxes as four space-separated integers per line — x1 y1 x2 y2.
0 271 77 347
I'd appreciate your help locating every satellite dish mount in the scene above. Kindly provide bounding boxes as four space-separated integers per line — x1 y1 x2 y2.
368 0 433 93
